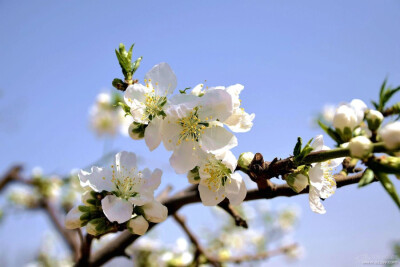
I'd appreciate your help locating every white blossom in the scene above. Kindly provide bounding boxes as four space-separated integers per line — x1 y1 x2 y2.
141 200 168 223
379 121 400 150
348 136 373 159
79 151 162 224
127 215 149 235
307 135 343 214
124 63 177 150
162 89 237 174
197 151 247 206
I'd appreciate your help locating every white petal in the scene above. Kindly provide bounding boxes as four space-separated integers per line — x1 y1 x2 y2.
101 195 133 223
191 84 204 96
309 186 326 214
198 184 225 206
79 167 113 192
169 141 200 174
227 173 247 206
142 200 168 223
225 173 242 194
129 99 147 124
128 190 154 206
115 151 137 173
198 89 233 122
127 215 149 235
168 93 199 106
200 126 238 154
65 206 83 229
216 150 237 173
145 116 163 151
225 84 244 109
124 84 150 106
143 168 162 191
224 109 255 133
161 117 181 151
311 135 324 151
308 163 324 191
145 63 177 95
319 175 336 199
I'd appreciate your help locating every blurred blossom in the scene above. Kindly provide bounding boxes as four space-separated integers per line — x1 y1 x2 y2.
89 91 133 137
322 104 336 124
8 187 40 208
285 245 305 261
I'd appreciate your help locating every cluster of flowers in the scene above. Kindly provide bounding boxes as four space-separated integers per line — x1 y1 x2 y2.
123 63 255 206
288 98 400 214
66 151 167 236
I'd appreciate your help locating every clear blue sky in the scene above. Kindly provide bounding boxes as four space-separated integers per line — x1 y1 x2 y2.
1 0 400 266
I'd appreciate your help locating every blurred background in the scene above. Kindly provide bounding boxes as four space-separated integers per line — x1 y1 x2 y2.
1 0 400 266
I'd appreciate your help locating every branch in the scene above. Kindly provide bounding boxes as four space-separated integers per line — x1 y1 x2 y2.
221 243 298 263
173 213 221 267
218 202 248 228
90 171 367 266
0 165 23 192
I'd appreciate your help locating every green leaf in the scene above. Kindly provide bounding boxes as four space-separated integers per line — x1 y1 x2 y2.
377 172 400 210
317 120 342 144
358 168 375 188
179 87 191 94
293 137 302 157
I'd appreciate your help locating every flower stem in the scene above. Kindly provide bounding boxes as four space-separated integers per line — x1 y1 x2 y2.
301 142 386 165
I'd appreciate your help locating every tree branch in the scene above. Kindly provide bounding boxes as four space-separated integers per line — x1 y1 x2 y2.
90 171 367 266
218 202 248 228
173 213 221 267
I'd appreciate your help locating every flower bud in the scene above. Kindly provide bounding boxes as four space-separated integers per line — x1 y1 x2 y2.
82 191 96 206
366 110 383 131
286 173 308 193
379 122 400 150
237 152 254 171
333 105 359 132
86 218 108 236
128 123 145 140
127 215 149 235
65 206 85 229
348 136 373 159
350 99 367 123
142 200 168 223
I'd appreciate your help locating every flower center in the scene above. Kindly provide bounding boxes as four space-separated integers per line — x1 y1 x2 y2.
111 165 142 199
203 160 231 192
143 90 167 121
177 107 209 147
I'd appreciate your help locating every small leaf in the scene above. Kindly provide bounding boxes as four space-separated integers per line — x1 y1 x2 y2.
317 120 342 144
293 137 302 157
358 168 375 188
377 172 400 210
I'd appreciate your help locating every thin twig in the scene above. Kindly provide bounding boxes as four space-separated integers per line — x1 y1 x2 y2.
218 202 248 228
173 213 221 267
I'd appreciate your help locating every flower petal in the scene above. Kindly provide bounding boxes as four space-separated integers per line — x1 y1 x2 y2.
128 190 154 206
198 184 225 206
101 195 133 223
124 84 150 106
145 62 177 96
115 151 137 173
79 167 113 192
169 141 200 174
216 150 237 173
226 173 247 206
309 186 326 214
143 168 162 191
311 135 324 151
308 163 324 191
200 126 238 154
145 116 163 151
198 89 233 122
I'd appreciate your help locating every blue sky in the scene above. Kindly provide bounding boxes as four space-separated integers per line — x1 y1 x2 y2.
0 0 400 266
